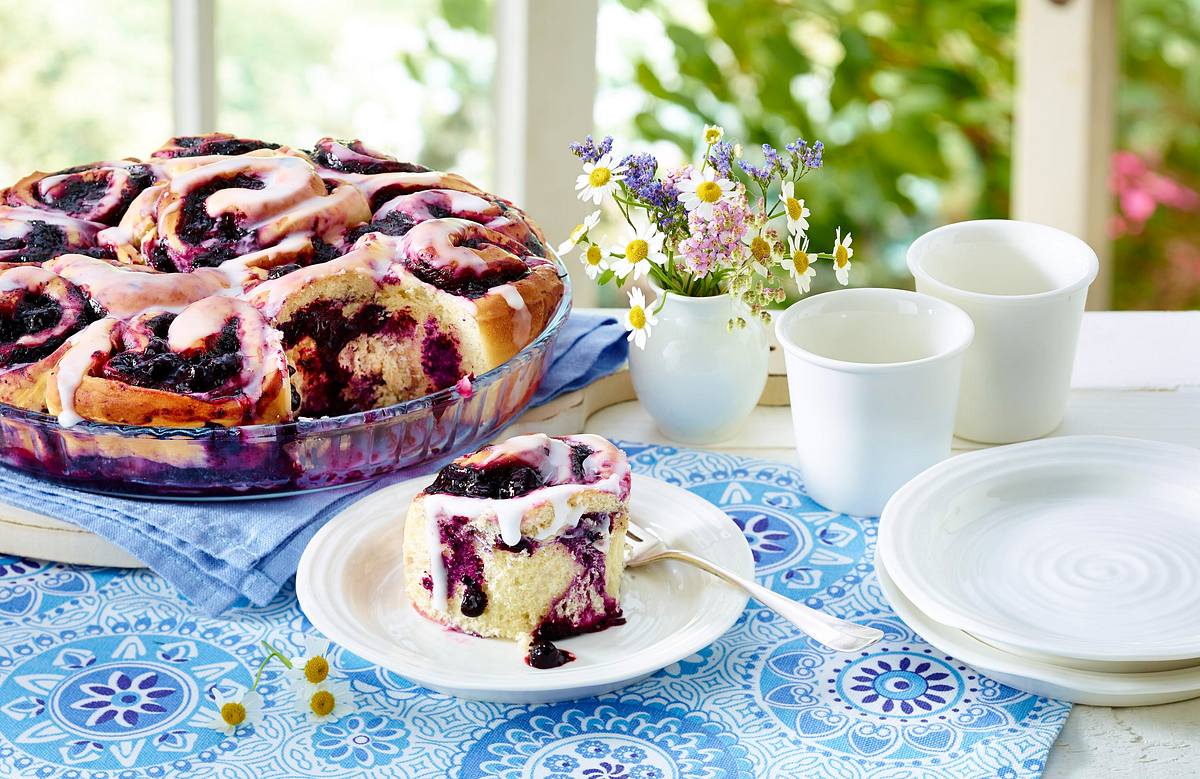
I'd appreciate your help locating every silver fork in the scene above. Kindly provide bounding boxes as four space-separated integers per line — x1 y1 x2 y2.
625 520 884 652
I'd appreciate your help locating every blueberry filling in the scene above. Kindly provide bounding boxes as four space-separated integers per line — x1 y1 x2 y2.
406 257 529 299
427 440 596 500
0 221 80 263
365 211 417 237
428 461 545 500
267 263 301 280
459 575 488 617
0 291 90 365
161 136 280 158
420 317 462 390
526 640 574 669
38 165 155 225
102 318 244 394
277 300 417 415
532 512 626 642
310 140 428 175
171 174 266 268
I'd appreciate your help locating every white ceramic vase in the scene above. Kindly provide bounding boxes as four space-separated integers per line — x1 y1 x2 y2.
627 287 768 444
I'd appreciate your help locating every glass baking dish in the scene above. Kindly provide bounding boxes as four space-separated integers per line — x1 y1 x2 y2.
0 265 572 498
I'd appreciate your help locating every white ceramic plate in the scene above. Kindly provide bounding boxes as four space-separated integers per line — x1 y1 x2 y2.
877 557 1200 706
879 435 1200 666
296 474 753 703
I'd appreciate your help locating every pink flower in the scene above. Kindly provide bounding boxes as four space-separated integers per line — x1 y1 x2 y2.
678 196 750 277
1109 150 1200 238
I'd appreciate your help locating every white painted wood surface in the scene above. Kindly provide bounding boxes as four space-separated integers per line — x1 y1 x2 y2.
1013 0 1118 309
493 0 600 305
169 0 217 135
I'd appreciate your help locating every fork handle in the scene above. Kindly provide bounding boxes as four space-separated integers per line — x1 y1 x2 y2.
647 549 883 652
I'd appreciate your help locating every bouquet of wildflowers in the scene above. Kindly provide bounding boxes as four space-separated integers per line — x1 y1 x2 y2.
557 126 855 348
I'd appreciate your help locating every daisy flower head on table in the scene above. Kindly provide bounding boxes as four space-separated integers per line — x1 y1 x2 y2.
556 209 601 256
832 227 854 286
679 168 734 220
579 242 609 280
575 153 626 205
296 678 357 724
781 233 815 294
780 181 810 236
285 635 335 694
624 286 659 350
611 222 667 282
201 687 263 736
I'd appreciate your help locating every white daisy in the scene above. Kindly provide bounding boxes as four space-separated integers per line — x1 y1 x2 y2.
579 243 609 280
832 227 854 286
610 222 667 281
575 154 626 205
624 286 659 350
200 688 263 736
284 635 334 694
780 181 810 236
703 124 725 145
294 678 356 724
781 234 816 294
555 210 601 256
678 168 734 220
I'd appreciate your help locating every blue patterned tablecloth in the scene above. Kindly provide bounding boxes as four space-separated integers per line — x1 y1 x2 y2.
0 443 1071 778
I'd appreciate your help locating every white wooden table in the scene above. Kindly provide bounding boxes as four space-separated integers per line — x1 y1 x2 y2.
514 309 1200 778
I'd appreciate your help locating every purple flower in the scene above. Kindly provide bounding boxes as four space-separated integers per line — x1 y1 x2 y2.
618 153 684 230
707 141 735 178
804 140 824 169
620 152 659 198
568 135 613 165
738 159 773 184
762 143 782 174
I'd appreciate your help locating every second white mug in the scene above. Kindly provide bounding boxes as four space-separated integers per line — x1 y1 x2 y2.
775 288 974 517
907 219 1098 444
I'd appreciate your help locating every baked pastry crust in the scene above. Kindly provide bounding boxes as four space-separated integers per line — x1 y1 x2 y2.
0 134 562 428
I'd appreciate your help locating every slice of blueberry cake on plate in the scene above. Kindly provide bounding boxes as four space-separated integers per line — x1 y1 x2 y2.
403 433 631 667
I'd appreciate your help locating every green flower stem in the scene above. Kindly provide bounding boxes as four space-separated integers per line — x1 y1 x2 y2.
251 639 295 691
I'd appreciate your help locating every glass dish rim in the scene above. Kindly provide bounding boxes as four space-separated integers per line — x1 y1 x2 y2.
0 256 573 443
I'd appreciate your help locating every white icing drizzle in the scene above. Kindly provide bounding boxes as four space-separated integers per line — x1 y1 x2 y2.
401 218 492 273
169 155 319 226
55 319 119 427
166 297 277 403
420 434 629 612
0 265 58 293
0 205 102 237
45 254 232 318
491 284 531 345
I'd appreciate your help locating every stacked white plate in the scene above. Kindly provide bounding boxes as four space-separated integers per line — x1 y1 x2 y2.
877 435 1200 706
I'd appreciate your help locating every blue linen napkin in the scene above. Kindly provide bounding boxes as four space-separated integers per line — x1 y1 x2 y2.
0 311 628 615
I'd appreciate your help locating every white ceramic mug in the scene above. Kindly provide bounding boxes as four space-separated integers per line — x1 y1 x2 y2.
907 220 1099 444
775 288 974 517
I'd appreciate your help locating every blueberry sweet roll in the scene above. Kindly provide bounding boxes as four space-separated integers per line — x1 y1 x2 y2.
403 434 631 648
2 161 157 226
0 265 96 410
43 254 233 319
45 297 295 427
150 133 282 159
308 137 428 175
130 154 371 272
360 188 548 258
0 206 108 264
